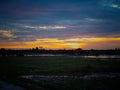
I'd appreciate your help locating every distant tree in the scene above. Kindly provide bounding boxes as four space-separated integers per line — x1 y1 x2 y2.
35 47 39 50
0 48 6 50
76 48 82 51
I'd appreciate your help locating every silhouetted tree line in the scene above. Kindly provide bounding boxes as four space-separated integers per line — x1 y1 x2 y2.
0 48 120 56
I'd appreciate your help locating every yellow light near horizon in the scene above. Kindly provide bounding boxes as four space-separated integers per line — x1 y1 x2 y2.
67 43 84 49
0 37 120 49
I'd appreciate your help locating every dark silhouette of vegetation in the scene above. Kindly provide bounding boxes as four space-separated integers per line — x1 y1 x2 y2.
0 47 120 56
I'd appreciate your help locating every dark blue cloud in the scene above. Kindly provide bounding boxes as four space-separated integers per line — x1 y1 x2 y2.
0 0 120 42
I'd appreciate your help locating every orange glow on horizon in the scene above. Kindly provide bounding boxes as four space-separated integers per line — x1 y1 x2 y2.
0 37 120 49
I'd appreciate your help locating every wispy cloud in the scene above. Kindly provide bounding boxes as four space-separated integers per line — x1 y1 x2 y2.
102 1 120 10
110 4 120 9
36 38 64 43
24 25 67 30
84 18 104 22
0 30 16 39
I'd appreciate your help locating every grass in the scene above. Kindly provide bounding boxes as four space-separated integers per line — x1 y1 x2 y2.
0 56 120 75
0 56 120 90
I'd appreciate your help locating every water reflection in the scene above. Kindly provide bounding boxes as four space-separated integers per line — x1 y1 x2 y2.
24 54 120 58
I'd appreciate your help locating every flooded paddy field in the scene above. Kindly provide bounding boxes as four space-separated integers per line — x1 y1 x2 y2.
0 56 120 90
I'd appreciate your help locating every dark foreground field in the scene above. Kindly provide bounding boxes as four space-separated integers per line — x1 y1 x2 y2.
0 56 120 90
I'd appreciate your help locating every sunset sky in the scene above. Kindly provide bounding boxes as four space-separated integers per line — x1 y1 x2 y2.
0 0 120 49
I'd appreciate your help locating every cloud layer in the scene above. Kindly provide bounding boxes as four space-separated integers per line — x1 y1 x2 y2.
0 0 120 49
